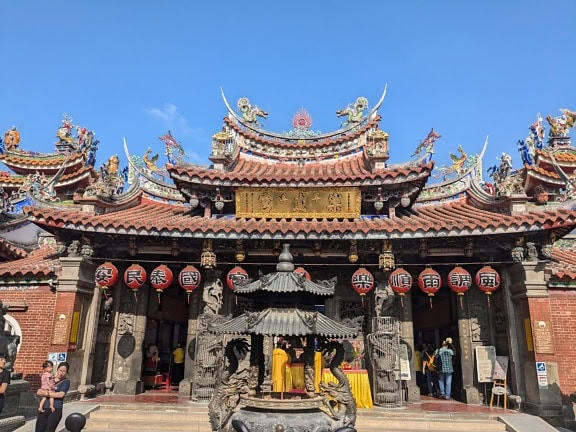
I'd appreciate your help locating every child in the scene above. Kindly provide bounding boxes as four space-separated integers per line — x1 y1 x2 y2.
38 360 55 412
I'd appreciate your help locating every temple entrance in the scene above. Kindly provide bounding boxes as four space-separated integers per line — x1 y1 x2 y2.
142 284 189 390
412 286 462 400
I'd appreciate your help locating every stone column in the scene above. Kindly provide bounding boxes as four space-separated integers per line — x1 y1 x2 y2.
110 280 149 395
456 293 482 404
56 257 97 390
179 288 202 396
398 294 420 403
509 261 563 421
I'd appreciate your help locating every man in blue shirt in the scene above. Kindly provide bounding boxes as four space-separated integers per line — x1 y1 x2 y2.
436 339 454 400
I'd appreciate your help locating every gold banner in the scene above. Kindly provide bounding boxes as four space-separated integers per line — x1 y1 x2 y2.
236 187 361 218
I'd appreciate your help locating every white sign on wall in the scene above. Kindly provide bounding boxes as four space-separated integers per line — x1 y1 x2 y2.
475 345 496 383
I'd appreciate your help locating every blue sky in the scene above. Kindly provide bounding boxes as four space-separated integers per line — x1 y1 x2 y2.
2 1 575 178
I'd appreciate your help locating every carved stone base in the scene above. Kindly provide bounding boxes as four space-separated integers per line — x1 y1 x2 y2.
113 379 143 395
405 383 420 403
2 379 30 418
460 386 483 405
178 379 192 397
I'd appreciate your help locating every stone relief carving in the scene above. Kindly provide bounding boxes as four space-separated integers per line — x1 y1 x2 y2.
202 277 224 315
469 289 490 343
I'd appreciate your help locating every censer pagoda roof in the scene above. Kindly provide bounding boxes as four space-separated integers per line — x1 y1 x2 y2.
234 271 334 296
208 307 358 338
234 243 334 295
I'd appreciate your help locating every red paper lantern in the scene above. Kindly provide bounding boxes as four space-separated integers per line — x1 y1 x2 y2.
389 268 412 296
95 262 119 296
448 265 472 309
447 266 472 295
418 267 442 308
294 267 311 281
178 265 202 304
475 265 501 306
150 264 173 303
124 263 147 301
351 267 375 296
226 266 249 291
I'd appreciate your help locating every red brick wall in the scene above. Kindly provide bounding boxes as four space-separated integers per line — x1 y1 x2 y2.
548 290 576 395
1 285 79 389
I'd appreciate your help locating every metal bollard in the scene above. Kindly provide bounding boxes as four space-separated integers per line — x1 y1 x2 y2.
65 413 87 432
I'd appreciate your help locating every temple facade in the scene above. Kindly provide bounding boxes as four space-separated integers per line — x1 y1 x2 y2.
2 96 576 426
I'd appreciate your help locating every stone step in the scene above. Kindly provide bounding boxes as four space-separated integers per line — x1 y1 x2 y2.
355 418 506 430
84 404 507 432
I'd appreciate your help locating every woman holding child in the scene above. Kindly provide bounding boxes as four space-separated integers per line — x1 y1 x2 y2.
35 362 70 432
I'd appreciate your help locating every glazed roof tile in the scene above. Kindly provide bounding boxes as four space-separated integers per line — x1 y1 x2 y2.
24 197 576 240
548 247 576 280
0 243 60 278
169 154 433 186
208 308 358 338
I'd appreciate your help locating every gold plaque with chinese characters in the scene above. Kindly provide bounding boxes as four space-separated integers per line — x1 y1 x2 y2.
236 187 361 218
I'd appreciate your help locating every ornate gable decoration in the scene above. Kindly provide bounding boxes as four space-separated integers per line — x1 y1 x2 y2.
235 187 361 219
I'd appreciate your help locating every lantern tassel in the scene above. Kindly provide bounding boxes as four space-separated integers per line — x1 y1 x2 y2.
157 292 162 304
429 296 433 309
187 292 191 305
459 295 464 311
400 294 404 308
133 291 138 303
487 294 491 308
103 288 108 299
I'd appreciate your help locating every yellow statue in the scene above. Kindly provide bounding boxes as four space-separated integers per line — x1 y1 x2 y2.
3 126 20 150
272 342 290 392
105 155 119 176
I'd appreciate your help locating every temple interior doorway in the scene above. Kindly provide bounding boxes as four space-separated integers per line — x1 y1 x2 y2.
411 286 462 400
142 283 189 389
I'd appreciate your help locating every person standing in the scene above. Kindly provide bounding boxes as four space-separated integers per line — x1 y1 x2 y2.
171 343 185 385
0 353 10 414
436 340 454 400
35 362 70 432
421 344 438 397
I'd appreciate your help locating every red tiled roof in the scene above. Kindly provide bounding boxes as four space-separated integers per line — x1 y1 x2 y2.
0 237 28 260
169 154 433 186
0 166 95 189
25 197 576 239
0 243 60 278
0 151 85 174
548 247 576 280
536 149 576 163
525 164 560 180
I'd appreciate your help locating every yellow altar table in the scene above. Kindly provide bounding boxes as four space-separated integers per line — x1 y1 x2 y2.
321 368 373 408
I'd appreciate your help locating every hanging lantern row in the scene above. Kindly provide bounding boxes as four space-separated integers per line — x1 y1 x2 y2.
386 265 501 308
95 263 205 304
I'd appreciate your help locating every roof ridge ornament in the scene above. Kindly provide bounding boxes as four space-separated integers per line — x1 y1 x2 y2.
276 243 295 272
